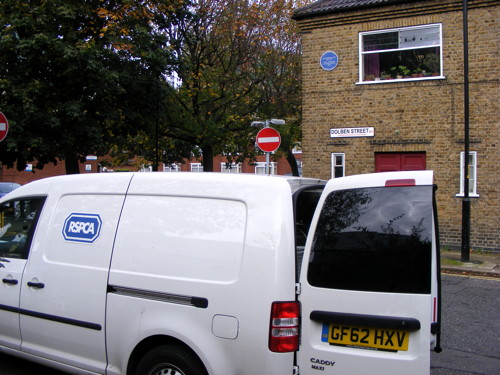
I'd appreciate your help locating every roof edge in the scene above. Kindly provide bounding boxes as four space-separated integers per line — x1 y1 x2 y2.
292 0 425 21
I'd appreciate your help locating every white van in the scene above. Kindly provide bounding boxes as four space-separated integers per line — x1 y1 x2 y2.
0 171 441 375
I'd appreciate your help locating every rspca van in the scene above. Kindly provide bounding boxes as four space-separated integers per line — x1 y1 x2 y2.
0 171 441 375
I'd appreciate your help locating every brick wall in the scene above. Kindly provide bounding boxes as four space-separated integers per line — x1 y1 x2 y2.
297 0 499 251
0 160 99 185
0 153 300 184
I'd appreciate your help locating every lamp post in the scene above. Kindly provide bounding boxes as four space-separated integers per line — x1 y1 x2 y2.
461 0 470 262
251 119 285 175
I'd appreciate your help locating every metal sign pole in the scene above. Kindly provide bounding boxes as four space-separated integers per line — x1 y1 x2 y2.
266 152 271 175
264 120 270 175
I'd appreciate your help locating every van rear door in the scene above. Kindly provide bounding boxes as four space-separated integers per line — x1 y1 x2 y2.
298 171 440 375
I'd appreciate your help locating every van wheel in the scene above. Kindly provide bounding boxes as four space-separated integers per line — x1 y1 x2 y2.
135 345 207 375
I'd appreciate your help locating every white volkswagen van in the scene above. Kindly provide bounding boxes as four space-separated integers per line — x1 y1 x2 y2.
0 171 441 375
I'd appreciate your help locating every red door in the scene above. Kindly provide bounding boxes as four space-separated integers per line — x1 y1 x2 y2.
375 153 426 172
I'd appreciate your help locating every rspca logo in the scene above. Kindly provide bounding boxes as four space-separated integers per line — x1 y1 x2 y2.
63 213 102 243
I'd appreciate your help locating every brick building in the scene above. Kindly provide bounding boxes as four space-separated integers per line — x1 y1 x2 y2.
0 152 301 185
293 0 499 251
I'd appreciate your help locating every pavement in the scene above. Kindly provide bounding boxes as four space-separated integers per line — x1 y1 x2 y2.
441 250 500 278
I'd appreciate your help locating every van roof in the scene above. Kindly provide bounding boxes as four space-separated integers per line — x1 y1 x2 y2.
0 173 326 201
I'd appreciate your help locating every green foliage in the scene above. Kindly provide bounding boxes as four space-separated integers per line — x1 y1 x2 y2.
252 0 306 175
0 0 313 174
0 0 181 173
390 65 410 77
155 0 309 172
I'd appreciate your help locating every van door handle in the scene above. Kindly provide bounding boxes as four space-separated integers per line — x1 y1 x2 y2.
27 281 45 289
2 278 18 285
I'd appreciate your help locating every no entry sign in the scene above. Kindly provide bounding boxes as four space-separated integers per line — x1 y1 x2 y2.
0 112 8 142
256 127 281 153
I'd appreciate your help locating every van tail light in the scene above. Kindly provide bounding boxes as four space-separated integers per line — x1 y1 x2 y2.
385 179 416 187
269 301 300 353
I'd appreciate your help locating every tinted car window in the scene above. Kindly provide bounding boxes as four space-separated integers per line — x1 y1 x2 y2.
294 187 323 281
0 198 45 259
308 186 433 294
295 189 323 248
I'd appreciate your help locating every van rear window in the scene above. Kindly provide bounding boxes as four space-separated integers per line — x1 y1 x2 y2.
308 186 433 294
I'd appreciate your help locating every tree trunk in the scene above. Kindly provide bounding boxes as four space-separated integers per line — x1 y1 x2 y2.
201 145 214 172
286 151 299 176
64 154 81 174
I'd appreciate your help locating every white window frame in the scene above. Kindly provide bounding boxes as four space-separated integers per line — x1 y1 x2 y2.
331 153 345 178
359 23 443 84
221 163 241 173
163 163 181 172
254 162 276 175
190 163 204 173
457 151 479 197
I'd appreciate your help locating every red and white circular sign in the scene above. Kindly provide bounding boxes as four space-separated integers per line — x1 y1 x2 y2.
0 112 9 142
256 127 281 153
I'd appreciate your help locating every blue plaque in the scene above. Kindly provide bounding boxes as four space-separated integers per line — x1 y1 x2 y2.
320 51 339 71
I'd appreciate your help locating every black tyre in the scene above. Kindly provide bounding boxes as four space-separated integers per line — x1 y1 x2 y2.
135 345 208 375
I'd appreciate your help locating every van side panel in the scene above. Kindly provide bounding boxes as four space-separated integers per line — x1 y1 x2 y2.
19 174 131 374
107 174 297 375
110 196 246 284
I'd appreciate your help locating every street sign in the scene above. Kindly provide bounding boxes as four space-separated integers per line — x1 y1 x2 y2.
0 112 8 142
256 127 281 153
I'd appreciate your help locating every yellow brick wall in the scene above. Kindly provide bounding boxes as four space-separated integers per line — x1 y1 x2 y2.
297 1 499 251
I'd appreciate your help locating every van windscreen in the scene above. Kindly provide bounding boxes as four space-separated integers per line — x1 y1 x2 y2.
308 185 433 294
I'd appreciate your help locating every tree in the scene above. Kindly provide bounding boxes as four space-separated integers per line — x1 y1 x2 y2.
156 0 313 172
157 0 263 171
0 0 184 174
252 0 310 176
0 0 314 175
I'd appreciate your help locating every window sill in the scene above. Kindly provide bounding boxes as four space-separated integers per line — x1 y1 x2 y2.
356 76 445 85
455 193 480 198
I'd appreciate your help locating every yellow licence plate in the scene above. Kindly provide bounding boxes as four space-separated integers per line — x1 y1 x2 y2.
326 324 409 351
